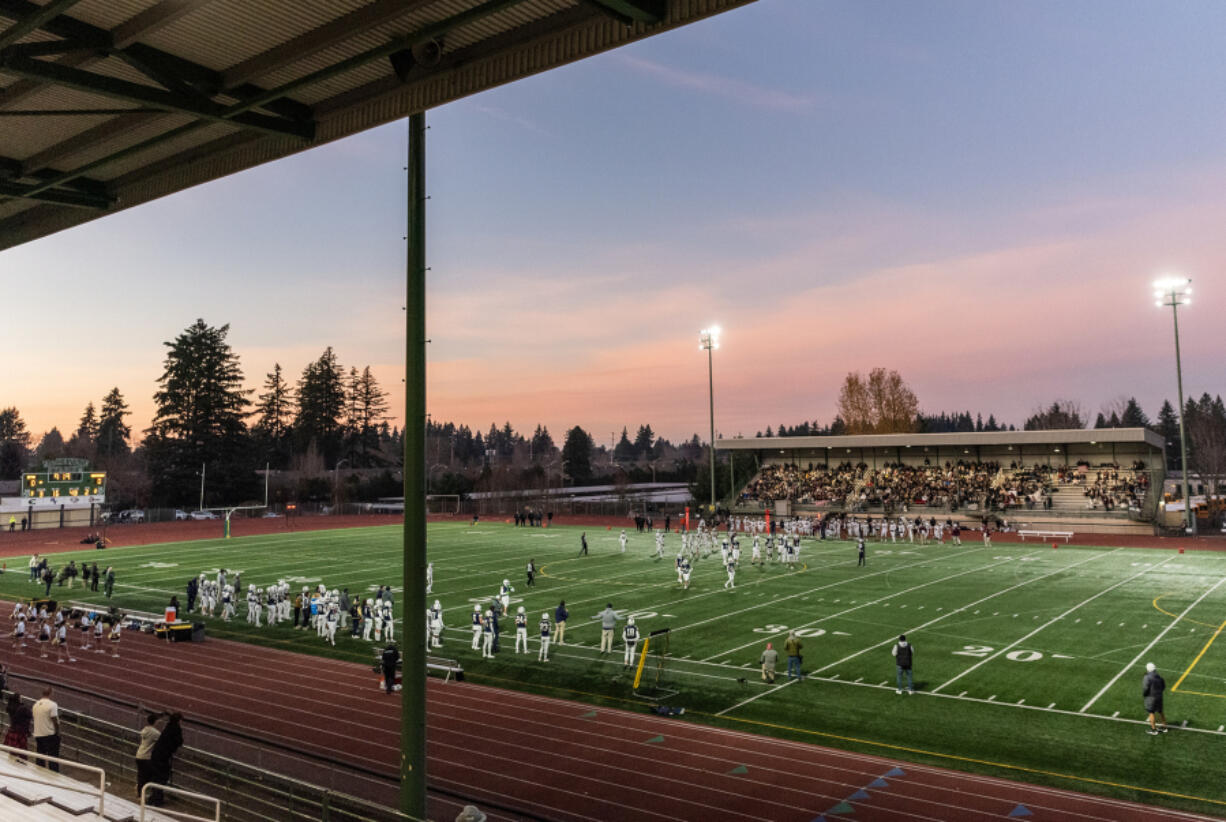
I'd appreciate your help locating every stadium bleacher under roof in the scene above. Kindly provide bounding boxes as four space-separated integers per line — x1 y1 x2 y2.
0 0 754 249
718 427 1166 466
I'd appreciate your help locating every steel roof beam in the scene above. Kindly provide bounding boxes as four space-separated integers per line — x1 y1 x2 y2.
0 0 85 49
581 0 667 25
222 0 435 89
0 179 111 208
111 0 216 50
0 53 314 139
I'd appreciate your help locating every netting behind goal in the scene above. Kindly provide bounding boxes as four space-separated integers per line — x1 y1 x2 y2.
425 494 460 514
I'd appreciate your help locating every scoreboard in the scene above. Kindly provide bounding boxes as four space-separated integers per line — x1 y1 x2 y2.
23 470 106 502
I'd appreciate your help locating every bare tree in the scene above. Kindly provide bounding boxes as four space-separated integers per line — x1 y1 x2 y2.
836 368 919 434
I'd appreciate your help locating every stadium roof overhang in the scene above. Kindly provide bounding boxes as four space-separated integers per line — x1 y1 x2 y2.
0 0 755 249
717 428 1167 452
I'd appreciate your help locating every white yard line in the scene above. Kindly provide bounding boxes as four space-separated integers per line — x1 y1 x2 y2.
702 547 1013 661
1080 574 1226 713
814 548 1117 675
715 678 799 716
932 550 1161 694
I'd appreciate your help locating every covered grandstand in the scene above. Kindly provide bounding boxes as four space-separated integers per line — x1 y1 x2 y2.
719 428 1166 535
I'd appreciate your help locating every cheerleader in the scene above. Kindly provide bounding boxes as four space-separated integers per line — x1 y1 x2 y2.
54 619 75 663
11 611 26 653
79 611 93 650
93 616 105 653
37 619 52 658
108 618 122 657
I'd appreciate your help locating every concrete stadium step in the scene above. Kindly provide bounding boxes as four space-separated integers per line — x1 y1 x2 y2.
0 755 178 822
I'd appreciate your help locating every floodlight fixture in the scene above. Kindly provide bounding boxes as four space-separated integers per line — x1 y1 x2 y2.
1152 273 1195 534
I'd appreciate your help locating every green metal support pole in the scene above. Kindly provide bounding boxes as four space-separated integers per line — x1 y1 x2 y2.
707 345 715 515
1171 301 1195 535
402 111 428 819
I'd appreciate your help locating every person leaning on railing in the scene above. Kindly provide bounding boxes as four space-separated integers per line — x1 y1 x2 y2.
3 691 33 757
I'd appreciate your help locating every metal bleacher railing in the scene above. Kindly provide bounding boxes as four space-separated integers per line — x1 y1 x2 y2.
0 739 108 814
139 782 221 822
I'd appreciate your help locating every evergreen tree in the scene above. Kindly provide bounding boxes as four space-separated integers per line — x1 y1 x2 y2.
1024 401 1085 430
562 426 594 483
294 347 346 467
1094 413 1108 429
35 428 66 463
96 388 132 460
253 363 294 468
1120 398 1150 428
613 427 635 462
985 414 999 431
145 320 254 506
531 425 555 459
0 407 30 479
633 424 655 458
353 366 390 463
1156 400 1181 471
75 403 99 443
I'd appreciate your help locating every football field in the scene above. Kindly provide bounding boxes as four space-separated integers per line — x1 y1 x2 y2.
5 522 1226 816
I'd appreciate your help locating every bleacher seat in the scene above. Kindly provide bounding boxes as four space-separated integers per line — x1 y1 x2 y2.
0 755 178 822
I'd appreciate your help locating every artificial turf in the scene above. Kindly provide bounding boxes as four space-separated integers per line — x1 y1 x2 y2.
4 522 1225 817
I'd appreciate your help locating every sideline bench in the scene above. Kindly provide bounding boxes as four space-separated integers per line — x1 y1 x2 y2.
1018 529 1074 543
371 652 464 685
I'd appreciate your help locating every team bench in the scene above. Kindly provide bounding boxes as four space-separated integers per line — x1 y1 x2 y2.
371 651 465 684
1018 529 1074 543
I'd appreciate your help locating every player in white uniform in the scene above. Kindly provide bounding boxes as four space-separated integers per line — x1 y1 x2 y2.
481 609 495 658
654 530 665 558
514 606 528 653
429 601 444 648
538 612 552 661
724 558 737 590
680 557 693 590
619 529 628 553
499 579 514 616
623 616 639 665
425 562 434 595
471 604 483 649
382 600 395 642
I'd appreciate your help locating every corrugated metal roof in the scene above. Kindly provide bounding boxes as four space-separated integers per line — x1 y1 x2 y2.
0 0 757 247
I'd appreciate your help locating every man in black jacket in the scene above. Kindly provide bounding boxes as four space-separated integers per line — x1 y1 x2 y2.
1143 662 1168 735
381 643 400 694
892 635 914 695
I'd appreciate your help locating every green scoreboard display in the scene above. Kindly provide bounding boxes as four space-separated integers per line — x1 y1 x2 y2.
22 459 106 506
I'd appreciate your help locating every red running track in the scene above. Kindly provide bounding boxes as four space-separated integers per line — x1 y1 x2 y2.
0 606 1220 822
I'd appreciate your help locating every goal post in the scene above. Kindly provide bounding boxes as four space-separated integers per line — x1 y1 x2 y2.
632 627 676 701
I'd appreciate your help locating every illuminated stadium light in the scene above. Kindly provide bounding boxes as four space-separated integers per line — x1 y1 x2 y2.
699 326 722 511
1152 274 1195 534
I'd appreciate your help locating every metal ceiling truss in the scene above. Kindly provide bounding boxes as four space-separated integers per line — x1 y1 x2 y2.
0 0 542 212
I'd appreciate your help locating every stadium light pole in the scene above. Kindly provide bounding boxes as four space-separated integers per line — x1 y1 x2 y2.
1153 275 1195 535
699 326 720 514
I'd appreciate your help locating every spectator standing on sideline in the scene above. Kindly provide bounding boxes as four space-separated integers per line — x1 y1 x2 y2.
32 687 60 770
135 713 163 800
91 562 100 592
186 576 198 612
599 603 618 654
784 631 803 681
553 600 568 645
760 642 778 684
381 642 400 694
104 566 115 599
1143 662 1168 735
892 634 914 694
149 712 184 805
857 537 866 567
4 691 32 756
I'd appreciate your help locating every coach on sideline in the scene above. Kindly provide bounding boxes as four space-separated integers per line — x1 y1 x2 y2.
599 604 618 654
1143 662 1168 735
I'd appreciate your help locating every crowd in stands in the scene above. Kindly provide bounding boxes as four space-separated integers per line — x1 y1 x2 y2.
743 460 1150 514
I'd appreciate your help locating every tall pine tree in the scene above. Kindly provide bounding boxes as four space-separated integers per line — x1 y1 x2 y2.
253 364 294 469
294 347 346 467
145 320 254 506
96 387 131 461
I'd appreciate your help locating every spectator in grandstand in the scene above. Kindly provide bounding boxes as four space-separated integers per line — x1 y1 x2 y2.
892 635 914 695
455 805 487 822
784 632 803 681
760 642 778 684
1143 662 1168 735
4 691 32 757
32 687 60 771
149 712 184 805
